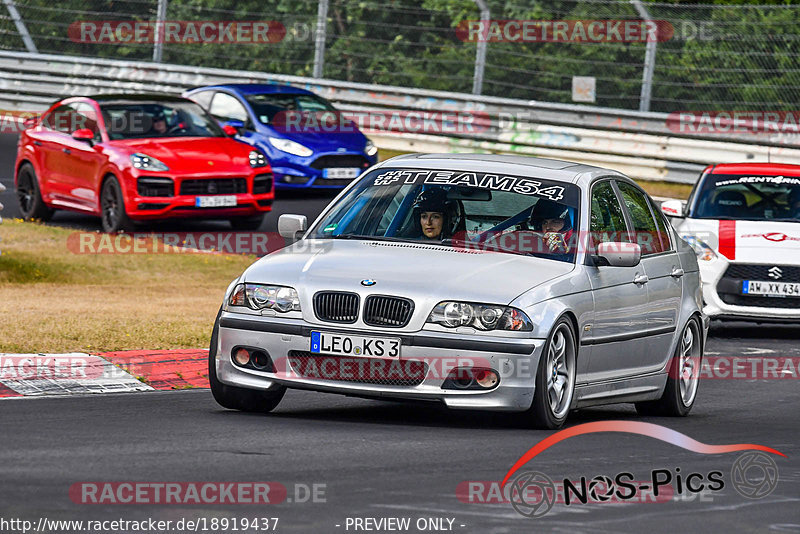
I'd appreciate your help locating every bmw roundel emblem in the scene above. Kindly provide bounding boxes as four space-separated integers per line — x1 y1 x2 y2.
361 279 377 287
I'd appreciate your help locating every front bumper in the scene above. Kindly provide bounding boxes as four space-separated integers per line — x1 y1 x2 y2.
270 152 376 189
700 258 800 321
215 312 543 411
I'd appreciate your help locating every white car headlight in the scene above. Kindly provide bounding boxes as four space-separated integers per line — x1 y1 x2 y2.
249 150 268 168
130 153 169 171
228 283 301 312
427 301 533 331
365 139 378 157
268 137 313 157
682 235 717 261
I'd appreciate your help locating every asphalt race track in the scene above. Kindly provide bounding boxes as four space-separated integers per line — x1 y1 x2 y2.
2 131 800 532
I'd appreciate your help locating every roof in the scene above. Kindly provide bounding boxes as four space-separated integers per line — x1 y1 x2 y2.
379 153 621 184
708 162 800 176
88 93 190 103
187 83 314 96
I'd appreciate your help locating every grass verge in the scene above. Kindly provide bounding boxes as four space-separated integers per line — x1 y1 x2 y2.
0 220 254 352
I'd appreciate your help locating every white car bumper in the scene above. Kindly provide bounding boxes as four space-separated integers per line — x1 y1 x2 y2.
699 258 800 321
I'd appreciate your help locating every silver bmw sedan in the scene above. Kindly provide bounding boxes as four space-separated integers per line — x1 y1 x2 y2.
210 154 707 428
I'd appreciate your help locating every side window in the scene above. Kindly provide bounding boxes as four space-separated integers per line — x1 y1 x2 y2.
589 180 630 252
209 92 248 122
617 181 664 255
41 104 75 134
189 90 214 110
648 196 674 252
73 103 102 142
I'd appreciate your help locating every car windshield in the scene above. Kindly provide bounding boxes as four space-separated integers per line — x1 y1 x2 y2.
309 168 581 263
692 174 800 221
245 93 336 125
100 100 225 140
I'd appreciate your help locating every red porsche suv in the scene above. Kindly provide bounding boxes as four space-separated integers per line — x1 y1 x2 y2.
15 94 274 232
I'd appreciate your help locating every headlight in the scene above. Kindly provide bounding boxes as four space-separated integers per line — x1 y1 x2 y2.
682 235 717 261
249 150 267 168
427 301 533 331
365 139 378 157
228 284 301 312
268 137 313 157
130 153 169 171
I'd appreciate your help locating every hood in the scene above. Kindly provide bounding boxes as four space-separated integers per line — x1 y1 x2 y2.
109 137 253 173
263 127 368 154
679 218 800 263
243 240 574 328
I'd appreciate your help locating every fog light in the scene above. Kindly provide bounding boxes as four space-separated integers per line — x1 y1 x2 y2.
452 368 474 388
475 369 498 389
233 348 250 366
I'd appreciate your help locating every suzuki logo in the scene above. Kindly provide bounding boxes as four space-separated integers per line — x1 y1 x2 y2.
768 266 783 279
207 181 217 194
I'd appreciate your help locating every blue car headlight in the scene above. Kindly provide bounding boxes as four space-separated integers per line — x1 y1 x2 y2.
268 137 313 157
365 139 378 157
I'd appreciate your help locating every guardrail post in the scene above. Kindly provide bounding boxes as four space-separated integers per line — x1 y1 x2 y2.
0 182 5 254
152 0 168 63
472 0 490 95
632 0 656 112
3 0 37 53
313 0 329 79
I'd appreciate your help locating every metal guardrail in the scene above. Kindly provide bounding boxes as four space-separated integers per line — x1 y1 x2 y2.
1 51 799 185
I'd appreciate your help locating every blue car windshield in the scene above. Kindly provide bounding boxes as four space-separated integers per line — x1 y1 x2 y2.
245 93 336 125
309 168 581 262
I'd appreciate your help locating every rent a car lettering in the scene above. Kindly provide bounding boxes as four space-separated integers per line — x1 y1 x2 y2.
372 169 566 201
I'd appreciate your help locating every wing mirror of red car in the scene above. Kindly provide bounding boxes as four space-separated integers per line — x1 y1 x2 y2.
71 129 95 145
23 116 38 129
222 124 239 136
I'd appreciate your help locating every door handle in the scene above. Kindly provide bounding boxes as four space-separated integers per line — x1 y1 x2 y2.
33 140 42 146
62 148 71 154
633 274 649 285
671 267 685 278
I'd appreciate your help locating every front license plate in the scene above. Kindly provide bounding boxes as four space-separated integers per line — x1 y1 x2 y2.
195 195 237 207
310 331 401 358
322 167 360 179
743 280 800 297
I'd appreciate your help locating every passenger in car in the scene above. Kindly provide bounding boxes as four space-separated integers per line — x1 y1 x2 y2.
529 199 575 254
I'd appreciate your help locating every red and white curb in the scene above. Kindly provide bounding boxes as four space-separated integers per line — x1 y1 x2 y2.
0 350 208 398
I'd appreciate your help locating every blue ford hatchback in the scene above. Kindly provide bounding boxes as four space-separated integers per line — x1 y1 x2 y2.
183 84 378 189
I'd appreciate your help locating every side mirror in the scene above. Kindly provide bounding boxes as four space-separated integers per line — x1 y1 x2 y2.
23 116 38 129
71 128 95 144
222 120 245 136
593 242 641 267
660 199 685 218
278 214 308 241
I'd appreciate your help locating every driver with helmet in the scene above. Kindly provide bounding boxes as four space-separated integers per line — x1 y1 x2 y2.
411 188 458 241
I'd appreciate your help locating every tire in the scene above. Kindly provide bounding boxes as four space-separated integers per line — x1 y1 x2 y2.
16 163 54 221
208 307 286 413
528 317 578 429
229 214 265 231
635 318 702 417
100 177 134 233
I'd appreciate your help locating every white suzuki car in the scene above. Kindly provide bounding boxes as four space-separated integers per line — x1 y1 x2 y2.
662 163 800 322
